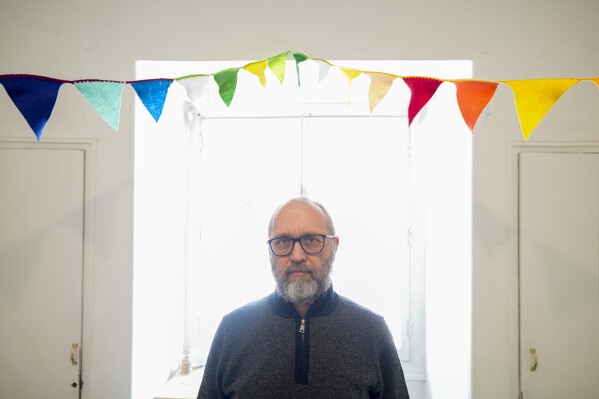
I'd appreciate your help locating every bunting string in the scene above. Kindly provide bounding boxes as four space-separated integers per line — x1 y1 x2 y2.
0 51 597 141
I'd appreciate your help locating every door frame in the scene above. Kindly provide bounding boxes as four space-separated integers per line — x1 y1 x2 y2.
0 138 96 398
509 141 599 398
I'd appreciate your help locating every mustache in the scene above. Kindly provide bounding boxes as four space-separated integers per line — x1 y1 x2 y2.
285 263 315 277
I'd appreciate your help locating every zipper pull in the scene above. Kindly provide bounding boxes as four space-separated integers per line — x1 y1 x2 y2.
299 319 305 334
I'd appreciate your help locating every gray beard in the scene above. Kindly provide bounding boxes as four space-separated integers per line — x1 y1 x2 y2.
272 261 332 305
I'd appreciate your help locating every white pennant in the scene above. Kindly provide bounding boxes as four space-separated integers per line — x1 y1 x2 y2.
177 75 211 101
313 60 332 84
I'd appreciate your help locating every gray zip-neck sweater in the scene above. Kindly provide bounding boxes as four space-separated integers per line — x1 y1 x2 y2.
197 288 410 399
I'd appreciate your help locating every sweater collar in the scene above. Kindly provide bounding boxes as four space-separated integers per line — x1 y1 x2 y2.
268 286 338 319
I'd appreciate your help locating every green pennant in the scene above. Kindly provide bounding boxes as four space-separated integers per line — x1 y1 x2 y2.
267 52 288 84
213 68 239 107
74 81 124 131
292 52 309 86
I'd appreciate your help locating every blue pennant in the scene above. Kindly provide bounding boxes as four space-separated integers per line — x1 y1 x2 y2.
130 79 173 122
0 75 63 141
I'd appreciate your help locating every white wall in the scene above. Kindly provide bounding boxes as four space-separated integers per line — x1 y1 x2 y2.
1 1 599 398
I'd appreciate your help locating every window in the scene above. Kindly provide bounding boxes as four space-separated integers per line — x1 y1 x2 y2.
133 59 472 399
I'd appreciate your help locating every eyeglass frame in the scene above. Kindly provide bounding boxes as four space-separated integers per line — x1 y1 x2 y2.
267 234 337 256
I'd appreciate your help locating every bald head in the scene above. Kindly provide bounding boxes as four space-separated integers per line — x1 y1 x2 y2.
268 197 337 309
268 197 335 238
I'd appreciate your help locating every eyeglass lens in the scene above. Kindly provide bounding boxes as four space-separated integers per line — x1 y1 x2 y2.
270 235 325 255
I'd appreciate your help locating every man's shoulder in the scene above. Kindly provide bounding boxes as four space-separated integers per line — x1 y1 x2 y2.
335 293 385 322
225 295 270 318
216 294 288 337
331 294 397 345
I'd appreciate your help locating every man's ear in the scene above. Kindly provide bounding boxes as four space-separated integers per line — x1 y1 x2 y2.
333 236 339 252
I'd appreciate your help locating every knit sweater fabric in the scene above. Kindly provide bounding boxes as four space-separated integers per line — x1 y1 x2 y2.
197 288 410 399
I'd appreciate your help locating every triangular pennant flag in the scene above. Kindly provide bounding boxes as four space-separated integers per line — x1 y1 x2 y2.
314 59 332 83
213 68 239 107
339 67 362 105
292 52 309 86
74 80 125 131
454 80 499 131
339 67 362 84
267 52 288 84
586 77 599 88
403 77 444 126
177 75 211 101
0 75 63 141
366 72 396 113
130 79 173 122
504 78 579 140
243 61 268 88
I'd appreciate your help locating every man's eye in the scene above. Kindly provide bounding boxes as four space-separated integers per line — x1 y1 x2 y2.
304 235 322 244
275 238 290 245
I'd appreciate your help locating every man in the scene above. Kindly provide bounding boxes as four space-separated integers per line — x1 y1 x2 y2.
198 197 410 398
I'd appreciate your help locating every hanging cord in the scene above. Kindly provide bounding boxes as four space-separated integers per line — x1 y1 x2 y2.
180 101 202 375
406 122 414 326
299 112 311 197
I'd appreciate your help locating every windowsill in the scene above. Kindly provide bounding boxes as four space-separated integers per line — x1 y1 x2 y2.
154 368 203 399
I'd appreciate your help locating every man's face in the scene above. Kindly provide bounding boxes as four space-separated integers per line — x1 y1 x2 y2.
269 201 338 304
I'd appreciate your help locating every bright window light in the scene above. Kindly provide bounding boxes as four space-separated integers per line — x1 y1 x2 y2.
133 58 472 399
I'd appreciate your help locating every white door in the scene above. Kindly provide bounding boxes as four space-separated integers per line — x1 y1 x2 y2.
0 146 85 399
519 151 599 399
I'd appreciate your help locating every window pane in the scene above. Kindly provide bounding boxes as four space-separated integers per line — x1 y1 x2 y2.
187 117 302 364
188 114 412 364
301 115 411 352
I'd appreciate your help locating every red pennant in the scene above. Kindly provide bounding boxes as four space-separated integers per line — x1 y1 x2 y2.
454 80 499 131
403 77 443 126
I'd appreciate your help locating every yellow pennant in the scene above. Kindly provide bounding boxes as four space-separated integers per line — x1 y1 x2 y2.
339 67 362 83
243 61 268 88
267 52 288 84
366 72 396 113
339 67 362 105
504 78 580 140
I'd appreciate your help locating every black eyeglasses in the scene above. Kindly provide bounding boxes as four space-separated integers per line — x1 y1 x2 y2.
267 234 336 256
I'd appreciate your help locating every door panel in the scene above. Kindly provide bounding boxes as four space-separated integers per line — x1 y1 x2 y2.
519 152 599 399
0 147 84 399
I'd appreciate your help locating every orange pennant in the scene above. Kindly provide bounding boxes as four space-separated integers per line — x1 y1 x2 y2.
504 78 580 140
366 72 396 113
586 77 599 88
453 80 499 131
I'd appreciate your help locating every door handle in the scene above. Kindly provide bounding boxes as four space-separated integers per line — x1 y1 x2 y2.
70 343 79 366
529 348 538 372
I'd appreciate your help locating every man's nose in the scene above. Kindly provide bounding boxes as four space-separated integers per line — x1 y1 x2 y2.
289 241 308 261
